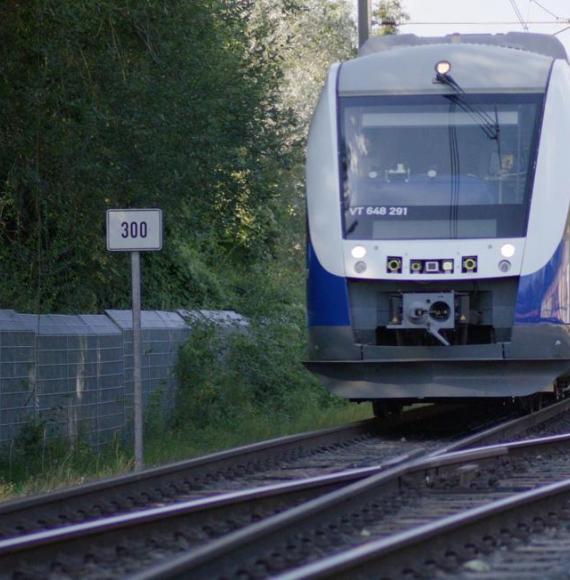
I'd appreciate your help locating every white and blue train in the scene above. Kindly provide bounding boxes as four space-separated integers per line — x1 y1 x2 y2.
305 32 570 412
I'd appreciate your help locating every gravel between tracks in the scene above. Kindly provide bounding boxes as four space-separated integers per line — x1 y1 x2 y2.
8 434 570 579
446 521 570 580
489 408 570 443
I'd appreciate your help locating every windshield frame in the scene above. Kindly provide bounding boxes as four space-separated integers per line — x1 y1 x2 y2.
338 92 545 241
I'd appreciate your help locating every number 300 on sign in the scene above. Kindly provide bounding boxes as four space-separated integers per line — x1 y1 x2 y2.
121 221 148 239
107 209 162 251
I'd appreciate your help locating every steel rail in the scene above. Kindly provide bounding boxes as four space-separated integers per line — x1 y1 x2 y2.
0 442 467 578
0 402 500 574
0 403 461 539
0 465 402 560
131 399 570 580
1 398 569 579
0 400 555 578
429 394 570 454
277 472 570 579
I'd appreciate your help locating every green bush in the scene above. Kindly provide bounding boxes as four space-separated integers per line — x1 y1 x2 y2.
174 318 346 436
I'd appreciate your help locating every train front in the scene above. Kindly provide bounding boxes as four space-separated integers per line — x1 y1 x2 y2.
305 33 570 404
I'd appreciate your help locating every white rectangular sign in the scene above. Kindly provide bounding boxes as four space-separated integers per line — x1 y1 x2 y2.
106 209 163 252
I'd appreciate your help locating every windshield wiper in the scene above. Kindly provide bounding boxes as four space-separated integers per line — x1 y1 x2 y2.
436 70 500 141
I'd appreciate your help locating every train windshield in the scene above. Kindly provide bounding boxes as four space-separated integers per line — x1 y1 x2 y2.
340 93 543 240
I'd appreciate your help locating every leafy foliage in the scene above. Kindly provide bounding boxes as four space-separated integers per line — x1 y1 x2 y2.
373 0 410 35
275 0 356 140
174 319 344 432
0 0 294 312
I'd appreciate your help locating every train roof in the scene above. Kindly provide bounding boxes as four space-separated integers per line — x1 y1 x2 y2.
360 32 568 61
341 33 565 96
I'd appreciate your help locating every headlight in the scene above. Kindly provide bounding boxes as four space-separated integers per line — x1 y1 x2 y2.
462 257 477 272
501 244 515 258
410 260 423 273
435 60 451 75
351 246 367 259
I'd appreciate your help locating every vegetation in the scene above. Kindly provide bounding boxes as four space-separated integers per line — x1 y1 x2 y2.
0 431 132 500
0 0 406 495
0 322 371 499
0 1 285 311
373 0 410 35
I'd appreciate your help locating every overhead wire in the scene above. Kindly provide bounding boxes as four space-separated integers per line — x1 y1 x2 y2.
398 20 566 26
526 0 532 22
528 0 570 34
530 0 562 20
507 0 529 30
392 2 570 36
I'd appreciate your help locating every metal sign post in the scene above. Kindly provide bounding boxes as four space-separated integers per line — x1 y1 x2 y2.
107 209 163 471
131 250 143 470
358 0 371 48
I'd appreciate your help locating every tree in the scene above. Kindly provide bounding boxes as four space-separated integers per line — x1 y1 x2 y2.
372 0 410 35
0 0 292 312
252 0 356 141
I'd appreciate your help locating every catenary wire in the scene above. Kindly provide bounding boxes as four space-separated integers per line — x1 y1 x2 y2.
397 20 569 26
554 24 570 35
507 0 530 30
530 0 563 20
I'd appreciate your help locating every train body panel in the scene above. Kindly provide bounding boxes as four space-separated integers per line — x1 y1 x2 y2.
306 63 345 278
520 60 570 278
305 33 570 401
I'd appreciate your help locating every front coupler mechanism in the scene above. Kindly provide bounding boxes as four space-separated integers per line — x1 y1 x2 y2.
387 292 468 346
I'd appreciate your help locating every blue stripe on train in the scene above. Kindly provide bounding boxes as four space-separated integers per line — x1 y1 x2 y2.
515 239 570 324
307 242 351 327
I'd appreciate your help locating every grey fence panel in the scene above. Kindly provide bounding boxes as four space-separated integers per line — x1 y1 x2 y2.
105 311 190 417
0 309 244 451
0 311 37 446
78 315 126 444
35 314 125 446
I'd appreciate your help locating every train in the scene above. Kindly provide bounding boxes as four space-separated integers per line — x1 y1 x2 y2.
305 32 570 414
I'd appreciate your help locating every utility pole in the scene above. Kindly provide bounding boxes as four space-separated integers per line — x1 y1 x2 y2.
358 0 372 49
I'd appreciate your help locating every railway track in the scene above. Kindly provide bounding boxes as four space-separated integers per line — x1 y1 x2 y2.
1 398 570 579
123 398 570 580
134 434 570 580
277 449 570 579
0 403 507 540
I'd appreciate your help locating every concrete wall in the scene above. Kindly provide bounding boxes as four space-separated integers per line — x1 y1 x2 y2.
0 309 246 448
